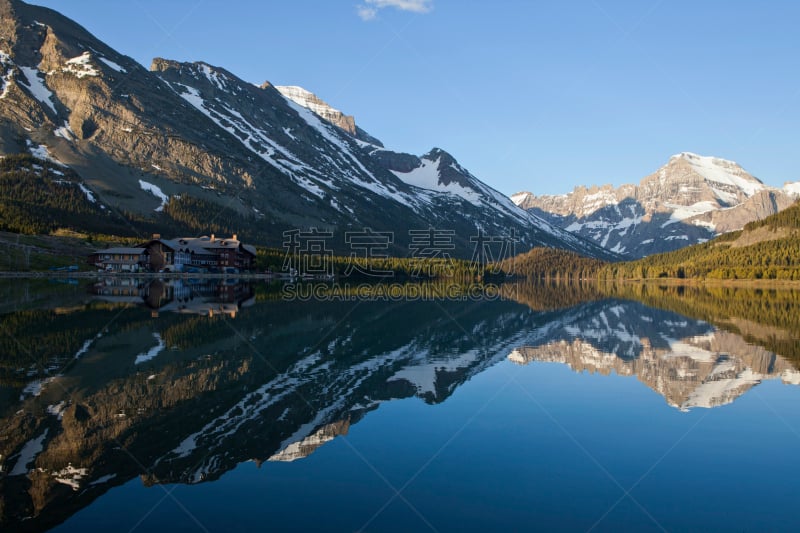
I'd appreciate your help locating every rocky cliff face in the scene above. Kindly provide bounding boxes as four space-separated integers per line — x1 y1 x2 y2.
0 0 614 259
514 152 800 258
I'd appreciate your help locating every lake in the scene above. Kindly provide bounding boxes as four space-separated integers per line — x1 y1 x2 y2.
1 278 799 532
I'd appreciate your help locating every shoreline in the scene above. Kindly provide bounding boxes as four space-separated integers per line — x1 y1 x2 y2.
0 271 284 280
2 271 800 288
597 277 800 288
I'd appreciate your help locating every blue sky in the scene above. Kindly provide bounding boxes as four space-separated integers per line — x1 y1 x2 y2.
30 0 800 195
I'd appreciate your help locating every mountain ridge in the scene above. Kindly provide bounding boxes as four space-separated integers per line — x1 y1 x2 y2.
513 152 800 258
0 0 616 260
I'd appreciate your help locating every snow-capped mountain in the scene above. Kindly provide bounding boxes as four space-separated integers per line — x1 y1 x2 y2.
0 0 614 259
514 152 799 258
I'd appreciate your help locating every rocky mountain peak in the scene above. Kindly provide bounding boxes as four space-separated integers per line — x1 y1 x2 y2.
418 147 476 189
639 152 766 211
150 57 181 72
661 152 764 191
671 151 745 170
274 84 357 135
423 147 448 161
510 191 534 206
516 152 795 259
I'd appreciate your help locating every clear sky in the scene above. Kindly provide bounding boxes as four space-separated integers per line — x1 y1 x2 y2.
28 0 800 195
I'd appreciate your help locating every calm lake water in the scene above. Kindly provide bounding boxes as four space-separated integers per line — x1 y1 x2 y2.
1 279 799 532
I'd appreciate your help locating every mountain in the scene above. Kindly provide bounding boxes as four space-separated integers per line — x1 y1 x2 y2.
513 152 800 259
0 0 614 260
596 198 800 280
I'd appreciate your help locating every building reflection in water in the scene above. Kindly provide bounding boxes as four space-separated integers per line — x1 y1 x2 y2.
89 278 255 317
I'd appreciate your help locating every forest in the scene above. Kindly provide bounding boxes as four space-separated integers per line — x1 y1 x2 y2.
257 246 492 282
0 154 124 235
595 201 800 280
0 154 268 245
494 247 606 281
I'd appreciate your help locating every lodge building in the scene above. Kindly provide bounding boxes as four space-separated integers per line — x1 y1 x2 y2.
88 234 257 272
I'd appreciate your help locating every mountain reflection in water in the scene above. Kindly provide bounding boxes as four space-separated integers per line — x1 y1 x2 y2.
0 280 798 532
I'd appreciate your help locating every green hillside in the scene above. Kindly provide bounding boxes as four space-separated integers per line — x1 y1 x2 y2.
494 247 606 281
0 153 272 244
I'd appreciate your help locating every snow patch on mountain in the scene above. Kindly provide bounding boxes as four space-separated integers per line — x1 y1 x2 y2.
391 156 481 205
664 336 717 363
18 66 57 113
78 183 96 203
681 368 762 410
784 182 800 198
199 63 227 91
98 56 126 73
388 348 484 398
165 79 351 203
47 401 67 420
63 52 99 78
0 50 14 99
54 121 75 141
662 201 719 225
283 97 418 207
26 141 65 166
52 464 88 490
139 180 169 211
